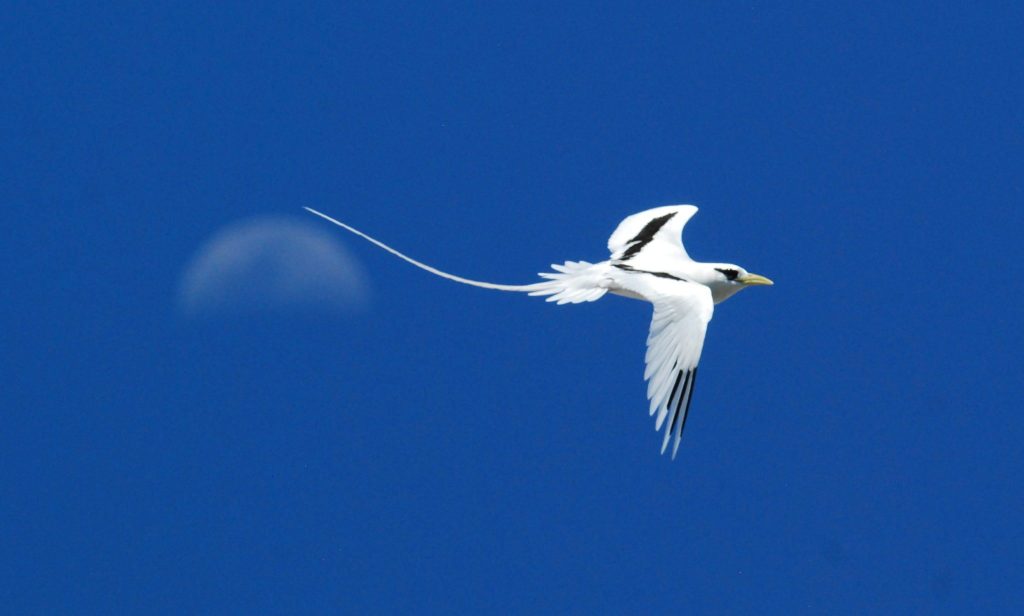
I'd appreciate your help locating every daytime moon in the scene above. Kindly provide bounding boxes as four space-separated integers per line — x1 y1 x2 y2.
178 216 369 317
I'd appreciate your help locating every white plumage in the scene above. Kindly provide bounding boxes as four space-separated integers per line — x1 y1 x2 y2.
306 205 772 459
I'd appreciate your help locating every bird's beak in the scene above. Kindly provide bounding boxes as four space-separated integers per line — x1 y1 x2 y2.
738 273 774 286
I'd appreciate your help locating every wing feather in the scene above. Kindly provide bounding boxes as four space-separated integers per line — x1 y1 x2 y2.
607 205 699 262
616 276 714 458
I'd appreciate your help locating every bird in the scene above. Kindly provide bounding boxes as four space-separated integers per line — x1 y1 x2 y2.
305 205 772 459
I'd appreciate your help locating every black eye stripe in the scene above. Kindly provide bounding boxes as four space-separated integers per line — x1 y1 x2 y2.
715 268 740 281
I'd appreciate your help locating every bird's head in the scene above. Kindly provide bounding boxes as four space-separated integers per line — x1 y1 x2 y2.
700 263 773 303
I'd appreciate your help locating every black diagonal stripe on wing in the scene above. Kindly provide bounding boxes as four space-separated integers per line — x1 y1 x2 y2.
613 263 687 281
620 212 676 261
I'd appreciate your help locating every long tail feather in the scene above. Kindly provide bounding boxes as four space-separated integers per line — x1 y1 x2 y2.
304 207 537 292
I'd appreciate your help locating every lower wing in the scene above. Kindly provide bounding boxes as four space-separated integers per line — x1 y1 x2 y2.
616 272 715 458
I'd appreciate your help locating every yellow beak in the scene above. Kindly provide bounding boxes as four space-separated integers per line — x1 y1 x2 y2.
738 272 774 286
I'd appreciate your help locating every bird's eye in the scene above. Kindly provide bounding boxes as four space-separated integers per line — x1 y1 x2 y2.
715 268 740 281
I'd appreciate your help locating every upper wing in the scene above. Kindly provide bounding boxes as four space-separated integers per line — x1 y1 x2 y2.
607 205 699 262
616 274 714 458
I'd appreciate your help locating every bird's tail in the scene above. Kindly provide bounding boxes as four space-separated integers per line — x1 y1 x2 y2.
526 260 609 304
304 208 608 304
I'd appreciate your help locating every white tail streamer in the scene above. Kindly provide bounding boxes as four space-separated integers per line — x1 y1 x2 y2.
304 207 539 292
304 208 608 303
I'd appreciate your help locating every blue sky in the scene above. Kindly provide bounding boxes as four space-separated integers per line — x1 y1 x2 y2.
3 2 1022 613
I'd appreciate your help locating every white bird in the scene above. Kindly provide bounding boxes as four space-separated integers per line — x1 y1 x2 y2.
305 205 772 459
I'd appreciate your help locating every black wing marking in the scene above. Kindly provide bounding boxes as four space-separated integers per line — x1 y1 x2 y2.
613 263 687 281
662 367 699 457
619 212 677 261
676 368 698 457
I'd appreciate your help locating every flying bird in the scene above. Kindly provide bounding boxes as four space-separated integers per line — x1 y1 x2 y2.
305 205 772 458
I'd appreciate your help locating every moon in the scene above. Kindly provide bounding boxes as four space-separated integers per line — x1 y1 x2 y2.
178 216 369 317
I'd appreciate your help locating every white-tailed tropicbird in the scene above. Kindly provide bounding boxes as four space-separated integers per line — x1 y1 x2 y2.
305 205 772 459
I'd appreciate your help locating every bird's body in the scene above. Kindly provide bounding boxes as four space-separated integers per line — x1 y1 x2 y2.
306 205 772 459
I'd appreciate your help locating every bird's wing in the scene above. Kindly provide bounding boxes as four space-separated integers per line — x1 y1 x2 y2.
617 274 714 458
607 205 699 262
